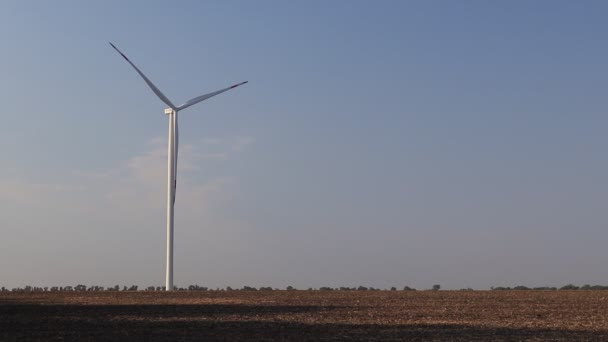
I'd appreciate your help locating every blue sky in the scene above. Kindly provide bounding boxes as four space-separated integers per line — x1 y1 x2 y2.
1 0 607 289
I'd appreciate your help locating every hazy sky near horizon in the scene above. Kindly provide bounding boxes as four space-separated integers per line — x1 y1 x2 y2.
1 0 608 290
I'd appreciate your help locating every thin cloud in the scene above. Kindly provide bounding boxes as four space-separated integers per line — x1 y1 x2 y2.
0 180 72 205
232 136 254 152
1 135 253 213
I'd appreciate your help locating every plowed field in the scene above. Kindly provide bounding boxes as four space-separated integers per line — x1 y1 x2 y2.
2 290 608 341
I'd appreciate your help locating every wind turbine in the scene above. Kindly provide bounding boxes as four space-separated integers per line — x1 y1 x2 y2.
109 42 247 291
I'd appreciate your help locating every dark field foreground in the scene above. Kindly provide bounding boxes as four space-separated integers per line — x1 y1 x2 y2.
2 291 608 341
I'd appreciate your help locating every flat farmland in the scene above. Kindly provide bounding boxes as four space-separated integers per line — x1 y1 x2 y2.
2 290 608 341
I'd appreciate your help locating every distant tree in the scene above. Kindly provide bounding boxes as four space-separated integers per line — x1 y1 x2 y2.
286 286 295 291
357 286 368 291
259 287 273 291
513 286 530 290
591 285 608 290
559 284 579 291
402 286 416 291
432 284 440 291
588 285 606 290
390 287 397 291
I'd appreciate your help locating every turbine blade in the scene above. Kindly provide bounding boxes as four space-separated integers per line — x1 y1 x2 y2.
176 81 248 111
173 112 178 204
109 42 177 110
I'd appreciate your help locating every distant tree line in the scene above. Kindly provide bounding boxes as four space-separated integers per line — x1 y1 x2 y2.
0 285 419 292
491 284 608 291
4 284 608 293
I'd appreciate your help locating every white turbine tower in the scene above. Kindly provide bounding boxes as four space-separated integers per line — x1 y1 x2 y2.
109 42 247 291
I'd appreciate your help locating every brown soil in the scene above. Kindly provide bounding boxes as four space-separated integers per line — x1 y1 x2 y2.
2 290 608 341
